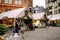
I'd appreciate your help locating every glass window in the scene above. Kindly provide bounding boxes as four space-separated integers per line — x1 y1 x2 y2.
59 9 60 13
5 0 12 4
0 0 1 3
58 3 60 7
19 0 21 4
49 6 52 10
15 0 19 4
49 11 52 15
5 0 8 3
15 0 21 4
54 6 57 9
9 0 12 4
48 0 51 3
52 0 57 2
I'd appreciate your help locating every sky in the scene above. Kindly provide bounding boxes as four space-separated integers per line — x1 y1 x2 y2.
33 0 45 8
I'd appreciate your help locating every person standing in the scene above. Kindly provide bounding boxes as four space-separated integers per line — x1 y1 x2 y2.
13 20 20 33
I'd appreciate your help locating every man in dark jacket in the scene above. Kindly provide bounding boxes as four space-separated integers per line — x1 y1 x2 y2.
13 20 20 33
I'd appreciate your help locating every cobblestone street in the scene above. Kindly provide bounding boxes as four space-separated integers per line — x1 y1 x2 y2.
5 27 60 40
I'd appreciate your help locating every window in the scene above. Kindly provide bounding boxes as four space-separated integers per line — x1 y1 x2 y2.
48 0 52 3
59 9 60 13
15 0 21 4
9 0 12 4
5 0 12 4
49 11 52 15
0 0 1 3
49 6 52 10
15 0 19 4
52 0 57 2
19 0 21 4
58 3 60 7
5 0 8 3
54 10 57 14
48 0 57 3
54 6 57 9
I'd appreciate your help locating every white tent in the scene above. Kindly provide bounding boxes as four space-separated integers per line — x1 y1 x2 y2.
32 12 45 20
47 14 60 20
47 15 53 19
0 7 26 19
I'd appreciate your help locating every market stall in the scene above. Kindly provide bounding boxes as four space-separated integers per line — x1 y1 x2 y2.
32 12 45 28
47 14 60 26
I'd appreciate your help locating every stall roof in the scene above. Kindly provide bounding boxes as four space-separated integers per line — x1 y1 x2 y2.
47 15 53 19
0 7 26 19
47 14 60 20
32 12 45 20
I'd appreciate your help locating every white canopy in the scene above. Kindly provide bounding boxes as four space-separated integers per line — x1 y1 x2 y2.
32 12 45 20
47 15 53 19
0 7 26 19
47 14 60 20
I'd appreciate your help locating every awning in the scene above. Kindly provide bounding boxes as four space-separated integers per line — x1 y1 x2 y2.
47 14 60 20
0 7 27 19
17 12 32 19
47 15 53 19
32 12 45 20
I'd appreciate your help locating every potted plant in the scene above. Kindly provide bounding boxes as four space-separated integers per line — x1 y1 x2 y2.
20 23 25 30
0 24 8 35
20 23 25 34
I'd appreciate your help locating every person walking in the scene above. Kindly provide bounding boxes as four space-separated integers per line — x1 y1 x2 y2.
13 20 20 34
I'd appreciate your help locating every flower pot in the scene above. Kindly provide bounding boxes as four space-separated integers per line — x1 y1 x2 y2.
20 27 25 30
20 27 25 34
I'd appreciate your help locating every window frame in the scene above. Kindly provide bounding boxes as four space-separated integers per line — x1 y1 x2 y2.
59 9 60 13
49 6 52 10
49 11 52 15
9 0 12 4
4 0 12 4
58 3 60 7
15 0 22 5
5 0 8 3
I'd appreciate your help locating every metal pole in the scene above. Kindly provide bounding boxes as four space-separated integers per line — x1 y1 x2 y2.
13 18 16 28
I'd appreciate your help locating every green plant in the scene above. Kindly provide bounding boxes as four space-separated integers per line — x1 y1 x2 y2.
20 23 24 27
0 24 8 35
